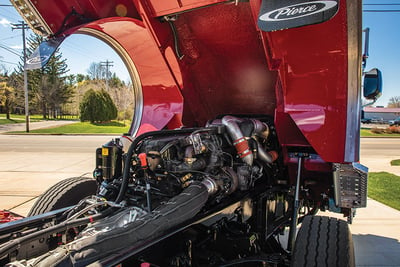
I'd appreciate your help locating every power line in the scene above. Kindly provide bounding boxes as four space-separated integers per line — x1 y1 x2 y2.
363 3 400 12
100 60 114 91
60 42 100 61
0 43 20 56
0 10 22 22
364 4 400 5
363 10 400 12
0 59 18 65
0 35 21 41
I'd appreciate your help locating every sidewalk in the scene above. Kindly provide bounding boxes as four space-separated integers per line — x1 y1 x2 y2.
0 120 77 134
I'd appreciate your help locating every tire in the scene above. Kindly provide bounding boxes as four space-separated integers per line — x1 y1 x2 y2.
291 215 355 267
28 177 98 216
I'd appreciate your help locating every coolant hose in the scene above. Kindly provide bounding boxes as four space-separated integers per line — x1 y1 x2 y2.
116 128 198 203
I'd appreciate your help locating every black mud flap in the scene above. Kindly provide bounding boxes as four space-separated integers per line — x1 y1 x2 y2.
258 0 339 32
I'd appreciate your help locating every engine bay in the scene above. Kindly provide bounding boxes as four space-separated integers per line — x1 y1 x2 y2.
0 114 368 267
0 115 303 266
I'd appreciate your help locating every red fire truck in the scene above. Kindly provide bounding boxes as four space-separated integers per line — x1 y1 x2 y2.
0 1 381 266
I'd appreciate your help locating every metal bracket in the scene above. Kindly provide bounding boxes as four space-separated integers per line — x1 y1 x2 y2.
333 163 368 209
287 153 310 251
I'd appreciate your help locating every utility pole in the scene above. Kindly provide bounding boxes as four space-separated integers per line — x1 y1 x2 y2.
100 60 113 91
12 21 29 132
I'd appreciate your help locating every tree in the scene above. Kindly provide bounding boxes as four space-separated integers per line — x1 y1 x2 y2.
79 89 117 123
87 62 108 80
0 81 14 119
76 74 89 83
82 64 134 122
15 34 74 118
388 96 400 108
109 73 124 88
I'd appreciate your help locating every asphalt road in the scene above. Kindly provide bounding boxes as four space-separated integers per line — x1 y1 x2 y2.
361 137 400 158
0 135 115 216
1 134 113 153
360 137 400 176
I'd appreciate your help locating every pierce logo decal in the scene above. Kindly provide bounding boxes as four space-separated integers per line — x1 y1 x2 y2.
26 55 50 65
259 1 338 22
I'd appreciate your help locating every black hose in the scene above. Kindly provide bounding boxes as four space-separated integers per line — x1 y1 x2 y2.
219 256 279 267
115 128 200 203
0 208 114 259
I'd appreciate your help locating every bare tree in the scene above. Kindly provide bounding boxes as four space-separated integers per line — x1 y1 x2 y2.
87 62 108 80
388 96 400 108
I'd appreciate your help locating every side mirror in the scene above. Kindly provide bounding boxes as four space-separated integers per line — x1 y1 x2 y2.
363 68 382 100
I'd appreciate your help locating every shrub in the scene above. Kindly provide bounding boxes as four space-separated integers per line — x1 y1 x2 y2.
386 126 400 134
79 89 117 123
370 127 385 134
117 109 133 121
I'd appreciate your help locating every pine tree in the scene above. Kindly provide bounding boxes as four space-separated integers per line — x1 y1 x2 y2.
80 89 117 123
15 34 74 118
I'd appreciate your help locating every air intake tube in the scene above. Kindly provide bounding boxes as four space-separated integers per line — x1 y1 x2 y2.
222 116 271 165
222 116 254 165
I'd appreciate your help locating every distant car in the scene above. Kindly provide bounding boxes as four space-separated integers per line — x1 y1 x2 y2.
371 117 384 124
361 118 372 124
389 117 400 126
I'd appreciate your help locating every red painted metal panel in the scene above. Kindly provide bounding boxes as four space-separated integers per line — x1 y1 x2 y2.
78 18 184 134
262 0 351 162
144 0 227 17
169 3 278 126
22 0 140 34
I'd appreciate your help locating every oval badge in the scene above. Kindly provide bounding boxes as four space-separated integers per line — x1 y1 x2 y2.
259 0 338 22
26 55 50 65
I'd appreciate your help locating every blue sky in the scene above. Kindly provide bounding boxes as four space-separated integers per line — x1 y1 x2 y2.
0 0 129 82
0 0 398 106
363 0 400 106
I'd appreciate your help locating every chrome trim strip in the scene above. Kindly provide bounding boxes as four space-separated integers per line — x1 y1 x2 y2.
77 28 144 137
345 0 362 162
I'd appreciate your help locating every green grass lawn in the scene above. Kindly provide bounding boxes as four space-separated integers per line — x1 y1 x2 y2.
360 128 400 137
20 121 131 134
0 113 80 125
390 159 400 166
368 172 400 211
0 114 43 124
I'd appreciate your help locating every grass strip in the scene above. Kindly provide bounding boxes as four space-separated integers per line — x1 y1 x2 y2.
11 121 130 134
368 172 400 211
0 116 42 124
390 159 400 166
0 113 78 125
360 128 400 137
25 121 130 134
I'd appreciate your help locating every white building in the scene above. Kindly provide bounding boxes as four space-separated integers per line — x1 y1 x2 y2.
363 107 400 122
